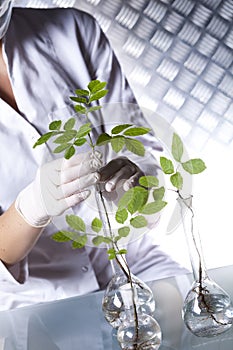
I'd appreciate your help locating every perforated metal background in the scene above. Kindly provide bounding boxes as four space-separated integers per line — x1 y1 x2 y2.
15 0 233 152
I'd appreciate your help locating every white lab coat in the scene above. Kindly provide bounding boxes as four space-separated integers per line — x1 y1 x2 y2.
0 7 187 311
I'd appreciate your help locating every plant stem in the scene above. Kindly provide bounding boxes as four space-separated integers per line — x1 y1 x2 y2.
96 185 139 345
84 107 140 344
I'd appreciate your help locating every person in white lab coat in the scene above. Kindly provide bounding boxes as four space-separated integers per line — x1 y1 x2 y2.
0 2 187 310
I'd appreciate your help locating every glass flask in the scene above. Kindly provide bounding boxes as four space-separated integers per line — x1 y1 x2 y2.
178 196 233 337
102 254 156 328
117 284 162 350
95 183 156 329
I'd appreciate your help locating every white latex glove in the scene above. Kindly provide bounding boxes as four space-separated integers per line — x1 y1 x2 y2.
98 156 144 193
15 151 102 227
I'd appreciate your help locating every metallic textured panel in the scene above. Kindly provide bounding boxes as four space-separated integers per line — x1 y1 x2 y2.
144 1 167 22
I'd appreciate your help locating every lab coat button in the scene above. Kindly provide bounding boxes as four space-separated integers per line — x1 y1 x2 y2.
81 266 89 272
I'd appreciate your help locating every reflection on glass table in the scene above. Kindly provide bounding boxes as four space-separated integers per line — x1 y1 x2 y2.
0 265 233 350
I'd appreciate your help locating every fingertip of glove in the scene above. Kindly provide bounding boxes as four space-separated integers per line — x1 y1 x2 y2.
94 172 101 182
123 179 133 192
105 181 115 192
80 189 91 200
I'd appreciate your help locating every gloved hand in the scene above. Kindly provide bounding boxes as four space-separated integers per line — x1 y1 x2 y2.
15 150 102 227
98 156 144 193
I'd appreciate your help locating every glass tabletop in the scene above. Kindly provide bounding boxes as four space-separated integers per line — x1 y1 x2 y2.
0 265 233 349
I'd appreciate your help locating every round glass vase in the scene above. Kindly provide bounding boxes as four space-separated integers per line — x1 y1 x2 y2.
117 284 162 350
178 196 233 337
102 254 156 329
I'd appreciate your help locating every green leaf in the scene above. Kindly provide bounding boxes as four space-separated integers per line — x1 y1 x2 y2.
118 226 130 238
76 123 92 138
88 106 102 113
139 175 159 188
111 124 132 135
74 105 87 114
74 89 89 96
118 188 134 210
140 200 167 215
111 136 125 153
49 120 62 131
91 81 107 93
172 133 183 162
115 208 128 224
107 248 115 254
91 217 102 233
170 172 183 189
125 138 145 156
89 89 108 102
130 215 147 228
114 235 122 243
53 130 77 144
153 187 165 201
182 159 207 174
123 127 150 136
92 235 112 246
108 255 115 260
88 80 101 92
66 215 86 232
74 138 87 147
33 132 55 148
92 235 105 246
72 234 87 249
70 96 87 104
117 249 128 255
102 237 112 244
53 231 87 248
51 231 72 242
117 186 148 215
108 254 116 260
64 145 75 159
160 156 174 174
107 248 116 260
64 118 76 130
96 133 112 146
53 143 72 153
127 187 149 214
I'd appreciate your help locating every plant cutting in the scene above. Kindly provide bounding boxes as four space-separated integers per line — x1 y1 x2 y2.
33 79 230 345
33 79 164 348
33 79 166 284
159 133 233 337
179 194 233 337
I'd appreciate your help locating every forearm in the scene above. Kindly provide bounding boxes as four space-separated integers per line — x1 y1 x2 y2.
0 151 101 265
0 202 43 265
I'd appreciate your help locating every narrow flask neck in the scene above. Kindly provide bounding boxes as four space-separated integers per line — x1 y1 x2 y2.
110 254 130 278
177 196 208 282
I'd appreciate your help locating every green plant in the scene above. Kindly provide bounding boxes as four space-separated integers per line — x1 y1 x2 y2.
33 80 207 344
33 79 206 259
33 80 168 259
33 80 206 256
